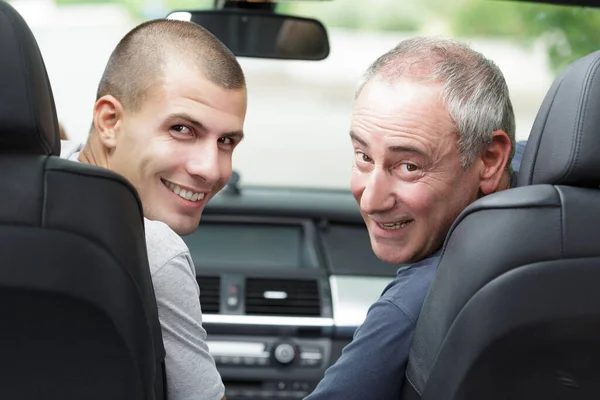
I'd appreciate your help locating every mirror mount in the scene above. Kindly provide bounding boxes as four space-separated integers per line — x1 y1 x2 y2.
213 0 277 12
167 8 330 61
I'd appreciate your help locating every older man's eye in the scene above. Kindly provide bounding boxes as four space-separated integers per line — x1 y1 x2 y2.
356 151 372 163
403 163 419 172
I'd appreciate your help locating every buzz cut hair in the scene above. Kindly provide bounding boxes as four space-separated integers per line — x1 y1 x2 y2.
96 18 246 112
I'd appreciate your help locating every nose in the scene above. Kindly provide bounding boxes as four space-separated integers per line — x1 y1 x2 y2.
185 141 221 185
360 168 396 215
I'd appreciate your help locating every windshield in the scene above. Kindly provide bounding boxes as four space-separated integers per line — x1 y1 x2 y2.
15 0 600 189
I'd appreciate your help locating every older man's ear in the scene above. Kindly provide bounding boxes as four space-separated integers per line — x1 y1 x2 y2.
478 129 512 195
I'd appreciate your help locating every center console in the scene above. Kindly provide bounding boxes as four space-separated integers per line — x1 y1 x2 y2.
185 211 395 400
206 335 332 399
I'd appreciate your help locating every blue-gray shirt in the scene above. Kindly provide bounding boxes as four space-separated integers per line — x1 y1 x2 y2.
305 140 527 399
305 252 442 399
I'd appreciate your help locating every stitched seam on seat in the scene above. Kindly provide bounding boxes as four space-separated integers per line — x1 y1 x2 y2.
528 79 563 185
559 56 600 184
41 156 50 227
404 373 423 397
556 186 565 258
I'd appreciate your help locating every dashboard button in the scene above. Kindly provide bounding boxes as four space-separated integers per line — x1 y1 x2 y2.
226 284 240 310
273 344 296 365
257 357 269 366
231 356 242 365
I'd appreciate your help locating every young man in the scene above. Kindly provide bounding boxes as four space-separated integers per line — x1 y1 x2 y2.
62 19 247 400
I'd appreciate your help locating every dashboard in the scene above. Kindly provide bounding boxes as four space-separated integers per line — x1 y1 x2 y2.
182 182 398 399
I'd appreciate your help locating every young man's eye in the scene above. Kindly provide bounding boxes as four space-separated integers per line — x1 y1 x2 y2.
219 137 234 145
171 125 192 135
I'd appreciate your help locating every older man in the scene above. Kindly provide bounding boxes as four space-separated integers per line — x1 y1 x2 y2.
305 37 518 399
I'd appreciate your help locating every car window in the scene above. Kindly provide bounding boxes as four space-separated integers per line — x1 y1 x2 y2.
13 0 599 190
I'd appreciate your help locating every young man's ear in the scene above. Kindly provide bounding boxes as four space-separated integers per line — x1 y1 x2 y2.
479 129 512 195
93 95 123 150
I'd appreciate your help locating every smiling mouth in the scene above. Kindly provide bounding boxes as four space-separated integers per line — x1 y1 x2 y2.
161 179 206 202
377 220 413 230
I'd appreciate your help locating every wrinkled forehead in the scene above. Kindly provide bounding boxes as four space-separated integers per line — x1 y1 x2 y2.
352 79 450 129
350 79 459 156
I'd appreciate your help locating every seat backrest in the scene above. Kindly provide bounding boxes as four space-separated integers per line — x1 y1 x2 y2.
0 2 165 398
403 50 600 400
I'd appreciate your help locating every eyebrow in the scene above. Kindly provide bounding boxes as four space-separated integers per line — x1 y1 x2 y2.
389 145 427 158
350 131 368 147
169 112 244 140
350 131 426 157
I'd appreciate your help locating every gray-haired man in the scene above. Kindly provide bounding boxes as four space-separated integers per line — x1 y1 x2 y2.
305 37 522 399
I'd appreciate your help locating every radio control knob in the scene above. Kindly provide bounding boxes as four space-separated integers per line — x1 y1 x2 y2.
273 343 296 365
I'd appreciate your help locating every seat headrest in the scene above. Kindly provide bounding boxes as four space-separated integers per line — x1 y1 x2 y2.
0 0 59 156
518 50 600 188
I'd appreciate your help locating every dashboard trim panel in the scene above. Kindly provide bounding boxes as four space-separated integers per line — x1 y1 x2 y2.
204 314 334 327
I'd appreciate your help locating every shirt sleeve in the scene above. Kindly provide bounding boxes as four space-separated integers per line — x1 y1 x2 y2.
304 299 415 400
152 252 225 400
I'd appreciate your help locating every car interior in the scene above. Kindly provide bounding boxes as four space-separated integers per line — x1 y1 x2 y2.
1 0 600 398
188 184 399 398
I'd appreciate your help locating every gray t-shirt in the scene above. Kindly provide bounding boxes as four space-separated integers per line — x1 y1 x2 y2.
60 141 224 400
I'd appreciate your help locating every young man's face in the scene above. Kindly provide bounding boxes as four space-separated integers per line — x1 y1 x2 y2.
106 61 247 235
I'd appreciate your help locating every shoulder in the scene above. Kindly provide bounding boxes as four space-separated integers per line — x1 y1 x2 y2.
378 253 441 323
143 218 188 251
143 218 192 275
512 140 528 173
59 140 84 161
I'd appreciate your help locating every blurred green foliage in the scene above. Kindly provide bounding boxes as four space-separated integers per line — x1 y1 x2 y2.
449 0 600 74
277 0 423 32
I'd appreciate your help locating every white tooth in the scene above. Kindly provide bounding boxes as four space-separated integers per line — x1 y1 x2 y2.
184 191 193 200
173 186 180 195
191 193 199 201
198 193 205 200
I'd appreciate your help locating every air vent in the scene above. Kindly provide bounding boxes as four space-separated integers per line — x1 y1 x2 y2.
197 275 220 314
245 278 321 317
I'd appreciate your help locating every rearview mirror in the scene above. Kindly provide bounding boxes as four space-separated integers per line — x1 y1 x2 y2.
167 9 330 61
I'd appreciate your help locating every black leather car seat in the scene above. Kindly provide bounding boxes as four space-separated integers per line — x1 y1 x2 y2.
402 49 600 400
0 1 165 398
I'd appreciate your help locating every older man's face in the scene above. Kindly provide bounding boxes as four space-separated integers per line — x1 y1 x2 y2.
350 80 483 264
